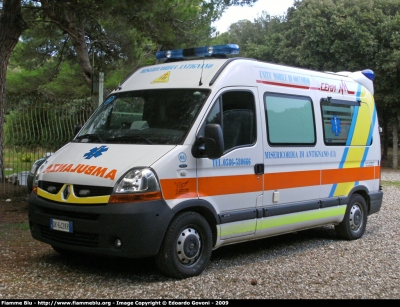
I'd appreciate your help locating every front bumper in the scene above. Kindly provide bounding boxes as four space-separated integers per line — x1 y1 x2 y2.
28 193 174 258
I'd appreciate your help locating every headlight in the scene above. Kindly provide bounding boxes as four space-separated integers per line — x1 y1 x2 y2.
33 163 46 187
30 162 39 174
32 162 47 194
115 168 159 193
110 168 162 203
30 158 45 174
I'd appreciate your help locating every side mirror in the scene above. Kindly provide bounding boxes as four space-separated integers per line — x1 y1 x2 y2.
203 124 224 159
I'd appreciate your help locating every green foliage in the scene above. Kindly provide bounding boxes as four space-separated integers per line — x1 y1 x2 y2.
275 0 378 71
373 1 400 110
0 223 31 231
20 153 34 162
6 22 91 97
6 64 51 95
39 62 90 98
6 0 252 97
7 58 90 98
381 180 400 188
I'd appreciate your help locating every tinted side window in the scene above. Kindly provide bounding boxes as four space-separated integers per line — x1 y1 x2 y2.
205 91 256 153
321 98 372 146
265 93 315 145
321 100 354 145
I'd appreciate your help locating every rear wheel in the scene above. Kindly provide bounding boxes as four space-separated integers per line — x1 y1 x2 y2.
335 194 367 240
155 211 213 279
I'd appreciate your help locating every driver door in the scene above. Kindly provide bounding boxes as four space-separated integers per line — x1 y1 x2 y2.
197 88 264 240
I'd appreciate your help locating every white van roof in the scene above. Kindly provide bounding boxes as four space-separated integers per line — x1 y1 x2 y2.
113 44 375 96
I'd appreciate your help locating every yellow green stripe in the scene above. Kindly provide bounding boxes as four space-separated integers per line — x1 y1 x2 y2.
219 206 346 237
256 206 346 231
37 185 110 204
220 220 255 237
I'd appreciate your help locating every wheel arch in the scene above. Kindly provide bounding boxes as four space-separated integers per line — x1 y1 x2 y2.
347 185 370 213
171 199 219 247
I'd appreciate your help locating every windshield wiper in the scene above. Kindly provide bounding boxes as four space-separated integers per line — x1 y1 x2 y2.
75 133 104 143
109 135 154 144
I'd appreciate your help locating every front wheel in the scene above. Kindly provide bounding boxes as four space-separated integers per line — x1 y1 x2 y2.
335 194 367 240
155 211 213 279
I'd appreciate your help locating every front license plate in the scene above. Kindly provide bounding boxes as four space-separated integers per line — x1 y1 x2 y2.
50 218 73 233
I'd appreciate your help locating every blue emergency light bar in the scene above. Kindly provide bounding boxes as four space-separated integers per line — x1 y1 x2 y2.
156 44 240 61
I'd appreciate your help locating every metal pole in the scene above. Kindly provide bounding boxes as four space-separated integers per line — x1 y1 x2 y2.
99 72 104 106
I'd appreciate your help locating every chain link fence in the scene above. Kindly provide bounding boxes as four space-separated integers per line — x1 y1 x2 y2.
1 94 97 198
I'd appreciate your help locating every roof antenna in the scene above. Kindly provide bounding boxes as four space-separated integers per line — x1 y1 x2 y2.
199 57 205 86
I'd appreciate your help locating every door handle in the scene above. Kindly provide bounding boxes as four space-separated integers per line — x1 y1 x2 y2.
254 163 264 174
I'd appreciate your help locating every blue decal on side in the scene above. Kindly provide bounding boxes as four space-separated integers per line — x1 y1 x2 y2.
346 84 362 146
331 116 341 136
346 105 359 146
179 164 187 168
178 152 187 162
360 147 370 167
84 145 109 159
213 158 251 167
329 183 337 198
367 106 377 146
339 147 349 169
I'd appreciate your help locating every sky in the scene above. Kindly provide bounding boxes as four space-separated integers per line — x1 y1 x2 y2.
212 0 295 33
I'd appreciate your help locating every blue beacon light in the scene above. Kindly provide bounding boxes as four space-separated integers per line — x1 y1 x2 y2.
156 44 240 61
362 69 375 81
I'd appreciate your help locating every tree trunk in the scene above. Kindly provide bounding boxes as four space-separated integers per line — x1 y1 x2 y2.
392 115 398 169
0 61 6 182
0 0 26 182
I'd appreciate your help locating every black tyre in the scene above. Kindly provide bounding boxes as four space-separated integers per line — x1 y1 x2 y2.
335 194 367 240
155 211 213 279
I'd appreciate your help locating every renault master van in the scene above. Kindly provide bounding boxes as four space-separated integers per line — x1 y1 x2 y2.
28 44 383 279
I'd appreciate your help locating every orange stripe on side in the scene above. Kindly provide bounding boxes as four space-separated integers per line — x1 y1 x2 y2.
160 178 197 200
198 174 262 197
161 166 380 200
264 170 320 190
321 167 375 185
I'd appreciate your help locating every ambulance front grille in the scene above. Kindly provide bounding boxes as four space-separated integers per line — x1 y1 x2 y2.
38 225 99 247
38 206 100 221
38 181 113 197
39 181 63 194
73 184 113 197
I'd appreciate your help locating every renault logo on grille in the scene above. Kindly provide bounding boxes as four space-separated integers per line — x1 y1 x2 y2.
63 185 71 200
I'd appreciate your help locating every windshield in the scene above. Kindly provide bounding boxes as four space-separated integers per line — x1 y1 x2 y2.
74 89 210 145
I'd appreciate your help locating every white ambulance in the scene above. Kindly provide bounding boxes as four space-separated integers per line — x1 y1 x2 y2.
28 44 383 279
